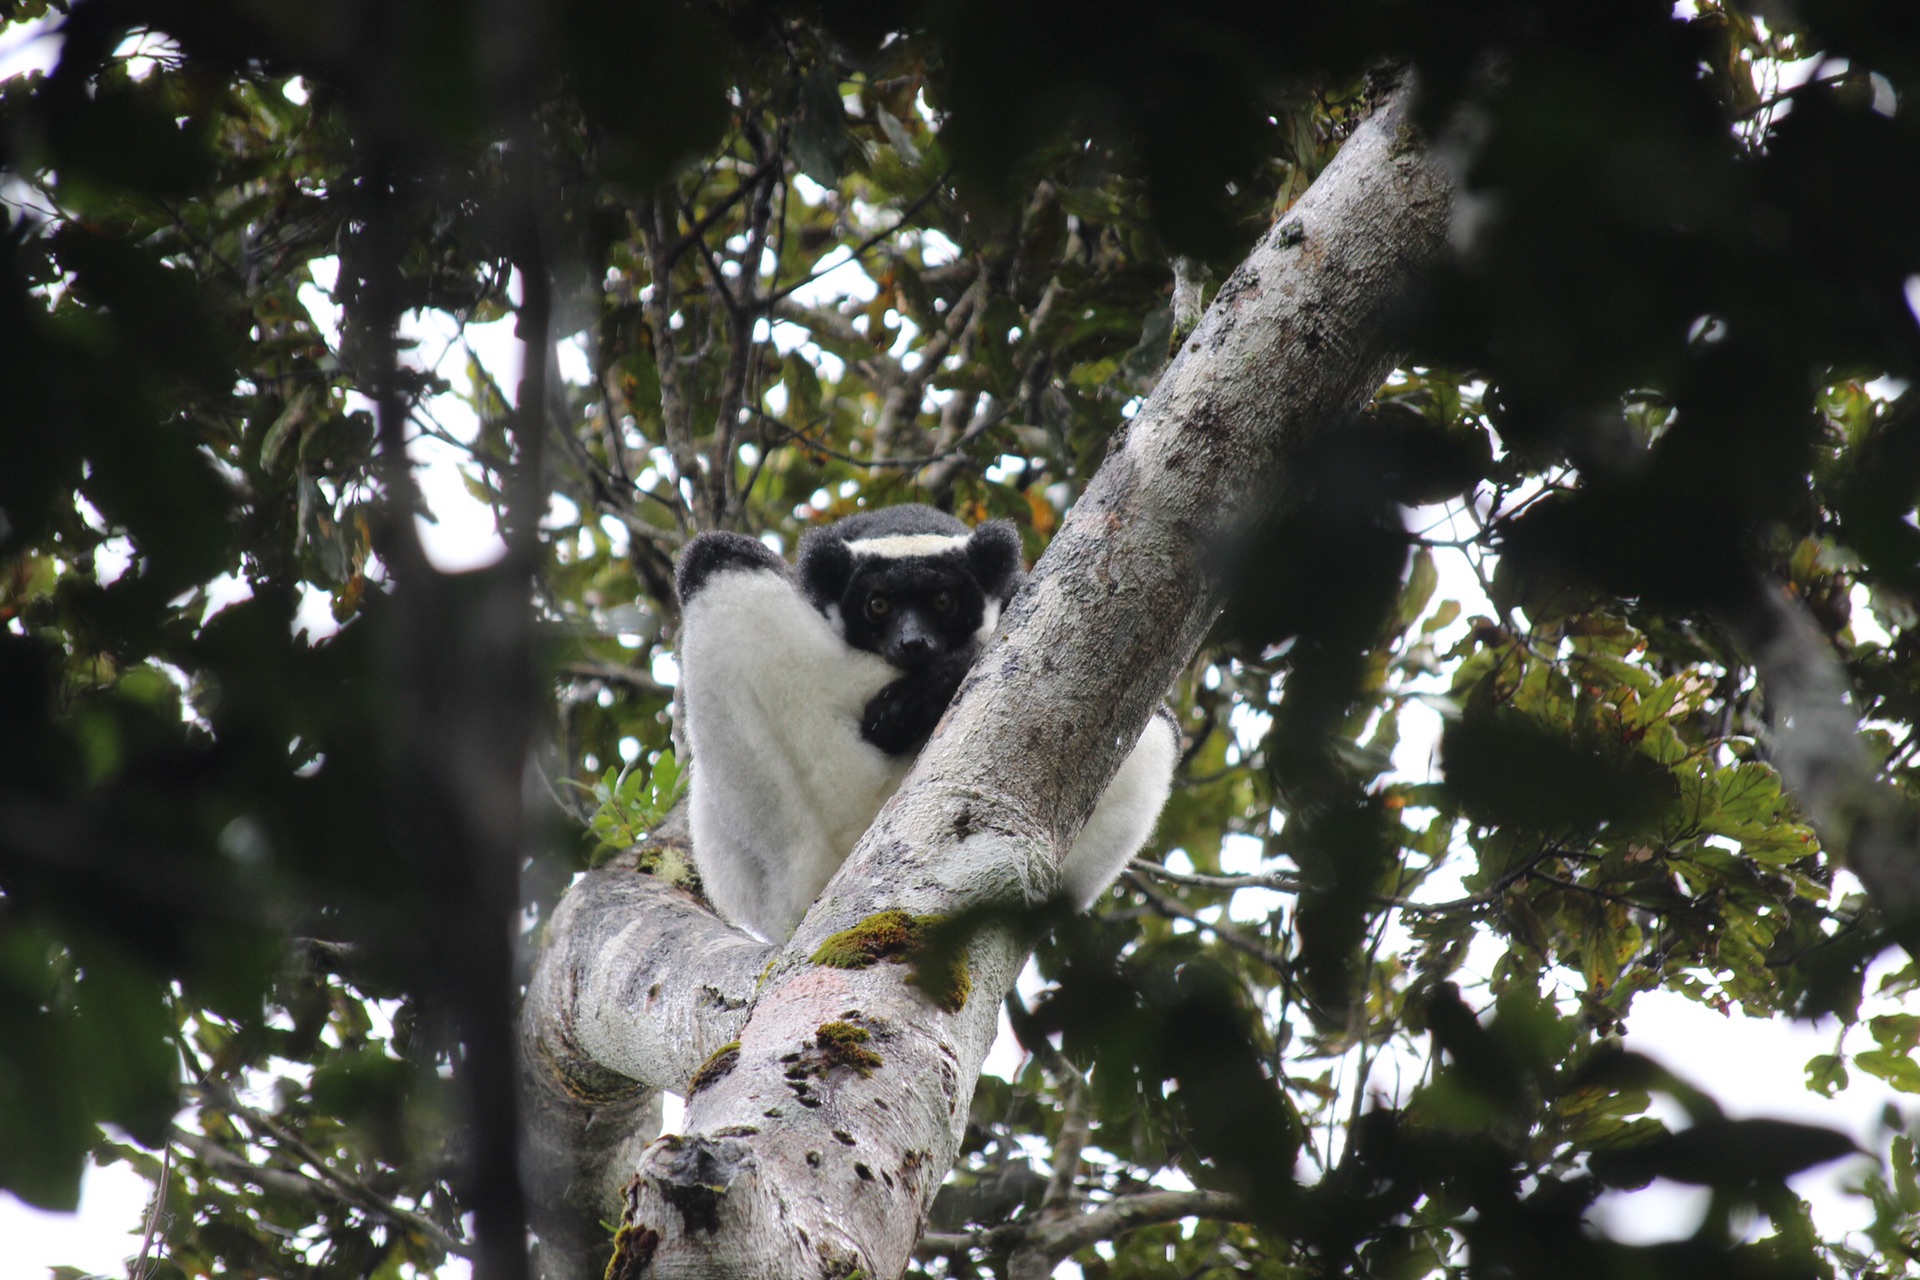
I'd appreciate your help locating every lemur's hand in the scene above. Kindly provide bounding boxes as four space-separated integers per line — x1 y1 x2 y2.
860 652 973 755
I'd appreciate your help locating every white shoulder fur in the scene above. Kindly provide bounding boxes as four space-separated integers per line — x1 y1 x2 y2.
678 569 908 940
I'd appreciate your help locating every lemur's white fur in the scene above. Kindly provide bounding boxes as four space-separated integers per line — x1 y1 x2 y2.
680 569 913 940
679 539 1177 941
972 599 1002 648
1064 716 1180 908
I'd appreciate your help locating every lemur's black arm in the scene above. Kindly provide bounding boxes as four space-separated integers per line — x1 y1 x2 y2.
860 651 974 756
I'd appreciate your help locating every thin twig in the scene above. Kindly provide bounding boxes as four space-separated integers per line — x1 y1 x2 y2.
132 1139 173 1280
1123 869 1293 974
665 152 785 264
1130 858 1304 894
916 1189 1247 1263
763 172 951 306
1126 849 1559 919
751 404 1002 471
171 1127 475 1259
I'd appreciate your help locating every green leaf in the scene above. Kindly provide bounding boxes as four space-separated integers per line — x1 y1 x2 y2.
1804 1053 1849 1098
1855 1049 1920 1094
1870 1013 1920 1052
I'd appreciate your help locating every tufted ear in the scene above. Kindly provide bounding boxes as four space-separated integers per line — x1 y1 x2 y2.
797 530 854 609
966 521 1026 602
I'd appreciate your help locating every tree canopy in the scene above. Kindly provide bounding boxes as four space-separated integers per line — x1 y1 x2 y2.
4 1 1920 1278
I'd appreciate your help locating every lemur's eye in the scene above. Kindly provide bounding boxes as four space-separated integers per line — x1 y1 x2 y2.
933 590 954 612
866 594 890 619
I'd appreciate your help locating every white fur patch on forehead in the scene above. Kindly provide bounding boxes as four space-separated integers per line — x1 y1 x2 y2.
847 533 971 558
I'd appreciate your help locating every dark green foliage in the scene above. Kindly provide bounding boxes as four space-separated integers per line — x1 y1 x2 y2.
1442 712 1681 833
559 0 729 188
1028 931 1302 1225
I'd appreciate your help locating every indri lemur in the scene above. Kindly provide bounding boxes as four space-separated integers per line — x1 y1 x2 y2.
675 504 1177 941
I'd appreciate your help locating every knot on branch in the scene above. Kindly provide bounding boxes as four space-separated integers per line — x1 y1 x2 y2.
644 1132 757 1235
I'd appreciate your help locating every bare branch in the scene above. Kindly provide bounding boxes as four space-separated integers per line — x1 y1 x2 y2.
1130 858 1305 895
873 279 982 459
521 834 771 1272
918 1189 1248 1268
1043 1188 1249 1260
724 158 780 522
1008 1056 1095 1280
643 200 708 527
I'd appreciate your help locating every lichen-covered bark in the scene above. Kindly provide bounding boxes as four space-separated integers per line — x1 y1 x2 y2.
584 77 1455 1280
521 828 772 1276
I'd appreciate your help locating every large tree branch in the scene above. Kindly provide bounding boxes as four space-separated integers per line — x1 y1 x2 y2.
1725 584 1920 929
522 833 770 1276
574 76 1454 1280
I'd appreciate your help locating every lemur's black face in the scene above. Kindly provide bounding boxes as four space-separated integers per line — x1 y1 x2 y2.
837 555 988 668
796 511 1026 671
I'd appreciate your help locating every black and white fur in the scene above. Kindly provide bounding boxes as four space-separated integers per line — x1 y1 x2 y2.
674 505 1179 941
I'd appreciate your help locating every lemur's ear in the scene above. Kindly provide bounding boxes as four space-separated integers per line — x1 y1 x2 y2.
797 530 854 607
966 521 1026 600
